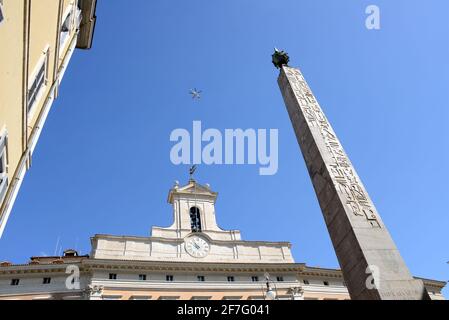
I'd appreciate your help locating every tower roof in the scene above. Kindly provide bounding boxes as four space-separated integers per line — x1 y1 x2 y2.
167 179 218 204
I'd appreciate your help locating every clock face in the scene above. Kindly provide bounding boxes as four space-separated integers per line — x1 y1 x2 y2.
185 236 210 258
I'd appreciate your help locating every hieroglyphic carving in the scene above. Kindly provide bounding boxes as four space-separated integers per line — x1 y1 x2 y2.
283 67 380 228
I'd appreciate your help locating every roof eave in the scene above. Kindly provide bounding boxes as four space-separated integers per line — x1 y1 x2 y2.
76 0 98 50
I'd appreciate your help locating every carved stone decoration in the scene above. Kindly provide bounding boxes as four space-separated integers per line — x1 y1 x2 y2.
289 286 305 300
277 62 429 300
85 284 104 300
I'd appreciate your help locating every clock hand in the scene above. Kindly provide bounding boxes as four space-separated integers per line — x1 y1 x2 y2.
193 242 200 250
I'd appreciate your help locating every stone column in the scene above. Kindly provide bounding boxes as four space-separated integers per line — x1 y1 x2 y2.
276 62 428 300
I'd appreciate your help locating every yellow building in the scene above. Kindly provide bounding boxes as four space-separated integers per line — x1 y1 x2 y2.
0 0 97 237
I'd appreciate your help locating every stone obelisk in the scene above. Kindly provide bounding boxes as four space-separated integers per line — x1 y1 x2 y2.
273 49 429 300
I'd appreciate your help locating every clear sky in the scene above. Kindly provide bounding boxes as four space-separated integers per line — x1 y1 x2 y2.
1 0 448 296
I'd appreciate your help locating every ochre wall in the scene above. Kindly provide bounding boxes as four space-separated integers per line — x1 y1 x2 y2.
0 0 26 183
0 0 80 229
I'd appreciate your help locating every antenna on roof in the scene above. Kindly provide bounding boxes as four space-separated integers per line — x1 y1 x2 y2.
75 237 79 252
53 236 60 256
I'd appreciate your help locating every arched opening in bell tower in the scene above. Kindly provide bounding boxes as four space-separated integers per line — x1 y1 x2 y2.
189 207 202 233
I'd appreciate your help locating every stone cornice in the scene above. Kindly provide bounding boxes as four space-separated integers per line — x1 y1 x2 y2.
416 277 447 289
0 258 446 290
0 263 87 275
1 260 304 275
0 290 85 299
90 234 292 248
301 266 447 289
83 259 306 273
90 279 301 292
300 266 344 279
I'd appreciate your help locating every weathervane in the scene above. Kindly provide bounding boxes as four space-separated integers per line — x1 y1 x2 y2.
189 165 197 180
272 48 290 69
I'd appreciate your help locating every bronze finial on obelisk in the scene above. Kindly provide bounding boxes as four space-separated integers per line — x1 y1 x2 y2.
272 48 290 69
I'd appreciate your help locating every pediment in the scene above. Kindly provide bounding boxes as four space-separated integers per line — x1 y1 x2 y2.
178 181 213 194
168 179 218 203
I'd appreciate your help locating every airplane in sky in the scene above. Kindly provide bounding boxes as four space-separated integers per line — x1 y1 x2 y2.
189 88 202 100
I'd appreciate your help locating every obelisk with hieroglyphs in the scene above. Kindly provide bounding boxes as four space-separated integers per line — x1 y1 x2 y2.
273 49 429 300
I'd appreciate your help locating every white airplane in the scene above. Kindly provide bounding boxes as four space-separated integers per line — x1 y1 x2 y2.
189 88 202 100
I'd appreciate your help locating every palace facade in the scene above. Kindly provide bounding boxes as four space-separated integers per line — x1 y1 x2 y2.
0 179 445 300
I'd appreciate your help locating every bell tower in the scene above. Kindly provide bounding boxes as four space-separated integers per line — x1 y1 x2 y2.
93 177 294 263
151 179 242 241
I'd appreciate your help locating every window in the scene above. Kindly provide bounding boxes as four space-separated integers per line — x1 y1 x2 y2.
0 0 4 24
191 296 211 300
323 281 330 286
303 279 310 285
43 277 51 284
10 279 19 286
130 296 152 300
166 275 174 282
222 296 242 300
103 295 122 300
0 132 8 203
59 7 73 49
158 296 179 300
227 276 235 282
75 2 82 27
197 275 205 282
276 276 284 282
251 276 259 282
109 273 117 280
27 50 49 114
139 274 147 281
190 207 202 232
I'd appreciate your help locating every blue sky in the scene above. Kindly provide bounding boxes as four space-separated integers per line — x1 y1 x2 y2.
1 0 448 295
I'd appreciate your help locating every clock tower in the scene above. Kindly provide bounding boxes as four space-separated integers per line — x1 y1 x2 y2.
151 179 242 242
91 179 294 264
